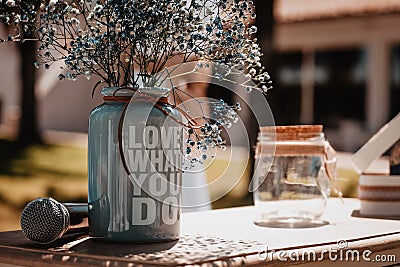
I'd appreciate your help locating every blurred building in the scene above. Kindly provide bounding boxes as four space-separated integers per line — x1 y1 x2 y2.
269 0 400 151
0 33 102 136
0 0 400 152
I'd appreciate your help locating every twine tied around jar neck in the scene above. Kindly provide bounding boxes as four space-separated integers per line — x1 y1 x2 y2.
104 86 199 175
106 86 198 128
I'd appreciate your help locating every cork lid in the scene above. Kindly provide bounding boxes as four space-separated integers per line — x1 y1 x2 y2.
259 125 323 141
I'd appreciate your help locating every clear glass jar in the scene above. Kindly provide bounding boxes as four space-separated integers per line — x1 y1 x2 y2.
88 87 182 242
253 125 335 228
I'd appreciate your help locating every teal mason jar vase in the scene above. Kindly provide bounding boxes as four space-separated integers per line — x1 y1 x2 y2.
88 87 182 242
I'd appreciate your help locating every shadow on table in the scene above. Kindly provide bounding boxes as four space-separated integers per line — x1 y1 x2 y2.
254 219 330 229
351 210 400 221
0 231 264 266
74 239 179 256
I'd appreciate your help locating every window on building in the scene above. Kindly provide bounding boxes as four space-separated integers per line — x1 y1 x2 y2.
267 52 302 125
314 49 366 128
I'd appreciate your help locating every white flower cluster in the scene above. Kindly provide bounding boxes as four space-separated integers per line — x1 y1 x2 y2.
0 0 271 92
0 0 272 163
5 0 15 8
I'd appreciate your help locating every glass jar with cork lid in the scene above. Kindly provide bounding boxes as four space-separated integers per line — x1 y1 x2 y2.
253 125 338 228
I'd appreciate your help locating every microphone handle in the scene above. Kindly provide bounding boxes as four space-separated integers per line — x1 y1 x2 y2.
64 203 88 225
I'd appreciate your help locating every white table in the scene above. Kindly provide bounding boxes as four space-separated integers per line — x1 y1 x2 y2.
0 198 399 266
180 198 400 266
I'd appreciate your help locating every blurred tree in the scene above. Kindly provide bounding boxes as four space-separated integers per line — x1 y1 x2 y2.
256 0 280 125
17 39 42 146
255 0 275 71
1 1 43 146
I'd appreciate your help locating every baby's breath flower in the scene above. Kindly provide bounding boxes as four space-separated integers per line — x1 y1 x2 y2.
6 0 15 8
49 0 58 7
1 0 272 165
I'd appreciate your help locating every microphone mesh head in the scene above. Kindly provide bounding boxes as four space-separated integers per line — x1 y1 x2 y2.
20 198 70 244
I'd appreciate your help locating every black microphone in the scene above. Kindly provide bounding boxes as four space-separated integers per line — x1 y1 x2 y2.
20 198 88 244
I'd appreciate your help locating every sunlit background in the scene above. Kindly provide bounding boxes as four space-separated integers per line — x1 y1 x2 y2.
0 0 398 231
